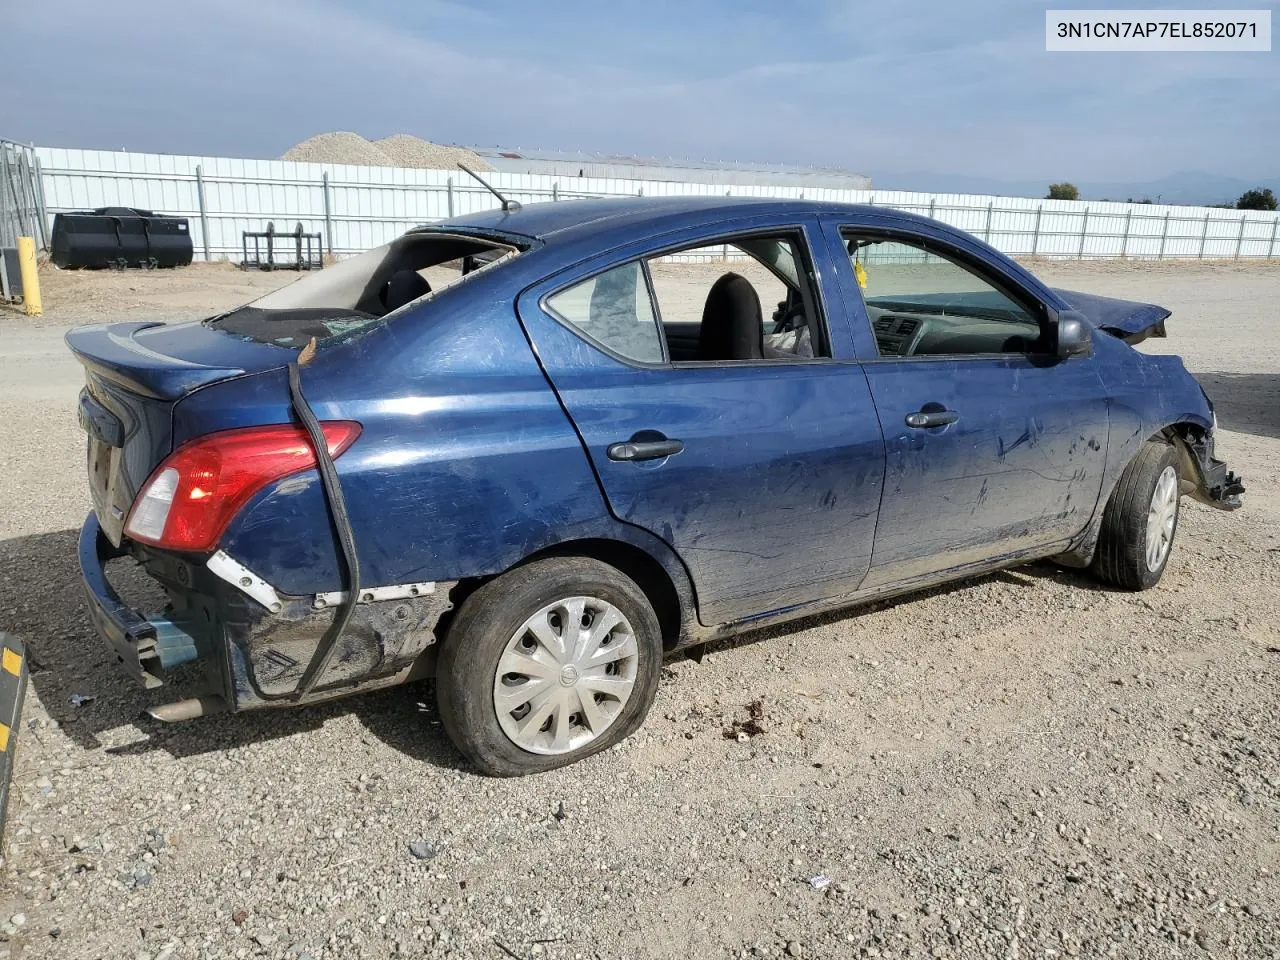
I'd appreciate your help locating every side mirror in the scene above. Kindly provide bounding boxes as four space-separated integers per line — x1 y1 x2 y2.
1054 310 1092 359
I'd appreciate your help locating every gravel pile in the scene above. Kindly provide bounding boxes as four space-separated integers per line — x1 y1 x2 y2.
0 262 1277 959
374 135 492 172
281 132 397 167
281 133 493 172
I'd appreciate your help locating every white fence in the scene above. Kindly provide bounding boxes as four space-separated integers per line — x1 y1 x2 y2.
32 145 1280 263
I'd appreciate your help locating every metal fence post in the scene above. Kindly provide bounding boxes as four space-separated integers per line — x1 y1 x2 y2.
1198 211 1211 259
552 182 559 202
983 201 994 242
11 150 32 246
446 177 455 218
32 154 50 250
1234 214 1247 260
1120 210 1132 258
1031 205 1043 255
195 165 213 262
1158 211 1170 259
0 147 25 242
321 171 334 259
927 198 936 220
1078 207 1090 260
1268 216 1279 260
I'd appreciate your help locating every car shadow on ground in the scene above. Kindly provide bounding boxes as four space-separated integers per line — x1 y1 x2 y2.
2 528 1110 768
0 527 469 771
1196 371 1280 440
695 559 1107 659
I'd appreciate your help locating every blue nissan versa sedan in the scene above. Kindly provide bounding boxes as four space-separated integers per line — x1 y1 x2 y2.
69 197 1243 775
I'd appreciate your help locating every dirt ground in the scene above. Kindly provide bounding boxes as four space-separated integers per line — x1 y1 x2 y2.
0 259 1277 960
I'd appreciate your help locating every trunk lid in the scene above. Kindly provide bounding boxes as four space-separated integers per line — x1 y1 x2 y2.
1051 289 1170 345
66 320 292 545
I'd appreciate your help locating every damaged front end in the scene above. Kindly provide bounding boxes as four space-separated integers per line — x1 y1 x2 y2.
78 512 457 717
1176 424 1245 511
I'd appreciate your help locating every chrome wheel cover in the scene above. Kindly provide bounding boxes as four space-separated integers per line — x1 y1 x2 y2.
493 596 639 755
1145 465 1179 572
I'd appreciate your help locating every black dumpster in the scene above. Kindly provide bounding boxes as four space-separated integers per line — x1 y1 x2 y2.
51 207 194 269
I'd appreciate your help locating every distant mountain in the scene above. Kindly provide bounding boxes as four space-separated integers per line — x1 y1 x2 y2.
870 170 1280 207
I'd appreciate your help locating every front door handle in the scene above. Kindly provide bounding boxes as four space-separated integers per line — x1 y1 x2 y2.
607 437 684 462
905 408 960 429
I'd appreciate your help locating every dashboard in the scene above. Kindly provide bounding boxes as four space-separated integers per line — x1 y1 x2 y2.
866 304 1044 357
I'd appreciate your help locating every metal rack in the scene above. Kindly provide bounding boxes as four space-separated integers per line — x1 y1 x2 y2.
240 221 323 271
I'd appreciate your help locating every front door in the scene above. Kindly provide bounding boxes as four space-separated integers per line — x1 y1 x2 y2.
830 227 1109 587
517 221 886 625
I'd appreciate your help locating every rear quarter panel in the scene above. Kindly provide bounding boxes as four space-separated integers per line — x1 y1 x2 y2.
174 271 613 596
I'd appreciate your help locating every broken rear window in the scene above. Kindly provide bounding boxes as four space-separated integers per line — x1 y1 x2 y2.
208 231 522 347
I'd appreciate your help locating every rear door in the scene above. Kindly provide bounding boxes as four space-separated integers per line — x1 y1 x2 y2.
516 217 885 626
819 219 1109 587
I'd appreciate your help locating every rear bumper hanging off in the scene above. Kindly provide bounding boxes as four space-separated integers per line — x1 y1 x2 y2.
77 511 457 715
77 512 200 689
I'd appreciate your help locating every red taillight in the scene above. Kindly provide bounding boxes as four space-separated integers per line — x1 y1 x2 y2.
125 421 362 552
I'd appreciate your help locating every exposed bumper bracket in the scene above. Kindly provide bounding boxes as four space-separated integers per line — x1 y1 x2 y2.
207 550 284 613
313 581 435 610
1188 431 1245 511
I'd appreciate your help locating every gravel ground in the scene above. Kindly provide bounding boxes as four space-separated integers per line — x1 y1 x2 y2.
0 260 1276 960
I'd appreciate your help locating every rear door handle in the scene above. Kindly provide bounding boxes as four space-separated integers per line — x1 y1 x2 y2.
607 438 684 462
905 408 960 429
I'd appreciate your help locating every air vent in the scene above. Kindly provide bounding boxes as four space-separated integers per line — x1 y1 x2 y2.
897 319 918 336
873 316 893 333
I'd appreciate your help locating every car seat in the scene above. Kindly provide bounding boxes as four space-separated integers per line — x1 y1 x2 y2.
697 273 763 361
380 270 431 313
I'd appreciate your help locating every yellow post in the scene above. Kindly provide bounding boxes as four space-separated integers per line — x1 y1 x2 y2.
16 236 42 317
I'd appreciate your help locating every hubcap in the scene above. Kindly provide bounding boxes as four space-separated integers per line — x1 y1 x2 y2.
1145 465 1179 572
493 596 639 755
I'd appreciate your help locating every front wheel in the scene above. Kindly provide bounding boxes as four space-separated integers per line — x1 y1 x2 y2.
1091 440 1182 591
435 557 663 776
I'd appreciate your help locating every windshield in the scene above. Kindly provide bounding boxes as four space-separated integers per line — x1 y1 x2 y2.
208 230 522 346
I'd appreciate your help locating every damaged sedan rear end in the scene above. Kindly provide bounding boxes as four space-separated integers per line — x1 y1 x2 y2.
71 226 532 717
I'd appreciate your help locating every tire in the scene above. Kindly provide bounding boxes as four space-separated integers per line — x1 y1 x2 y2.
1090 440 1182 591
435 557 663 776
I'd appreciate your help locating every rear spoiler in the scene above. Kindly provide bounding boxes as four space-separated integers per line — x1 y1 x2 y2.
1051 289 1170 346
65 322 247 400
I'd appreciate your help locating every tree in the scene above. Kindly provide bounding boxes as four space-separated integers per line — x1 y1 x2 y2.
1047 182 1079 201
1236 187 1277 211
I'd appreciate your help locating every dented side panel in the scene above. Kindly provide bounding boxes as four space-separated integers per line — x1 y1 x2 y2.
857 356 1109 586
514 214 888 627
1090 332 1218 500
811 214 1110 586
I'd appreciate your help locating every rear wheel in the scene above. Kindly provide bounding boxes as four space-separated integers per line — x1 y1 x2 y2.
435 557 662 776
1091 440 1181 591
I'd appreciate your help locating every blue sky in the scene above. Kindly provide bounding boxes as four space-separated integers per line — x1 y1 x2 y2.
6 0 1277 191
